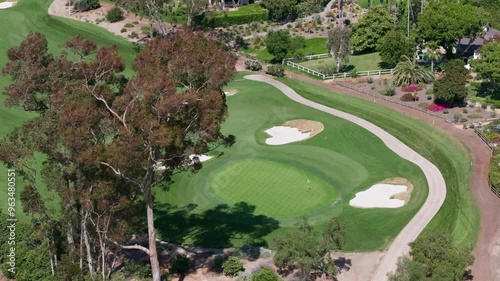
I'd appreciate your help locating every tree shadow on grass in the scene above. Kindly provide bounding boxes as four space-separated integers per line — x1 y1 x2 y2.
155 202 280 248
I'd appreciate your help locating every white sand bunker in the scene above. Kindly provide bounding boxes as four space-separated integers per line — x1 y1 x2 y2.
188 154 213 163
0 1 15 9
224 89 238 96
350 178 413 208
265 119 324 145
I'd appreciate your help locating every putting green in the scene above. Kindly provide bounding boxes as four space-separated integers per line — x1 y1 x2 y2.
210 159 338 218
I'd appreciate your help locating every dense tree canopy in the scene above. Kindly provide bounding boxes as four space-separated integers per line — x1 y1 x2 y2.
1 30 236 281
377 30 414 68
389 232 474 280
265 30 305 61
472 41 500 90
417 1 483 58
351 6 395 53
434 59 469 105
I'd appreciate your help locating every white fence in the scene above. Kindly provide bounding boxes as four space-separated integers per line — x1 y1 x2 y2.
283 54 394 80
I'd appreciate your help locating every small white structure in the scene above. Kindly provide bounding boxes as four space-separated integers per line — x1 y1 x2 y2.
349 184 408 208
0 2 15 9
189 154 213 163
265 126 311 145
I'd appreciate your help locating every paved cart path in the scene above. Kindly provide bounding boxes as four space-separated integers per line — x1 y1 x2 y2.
245 74 447 280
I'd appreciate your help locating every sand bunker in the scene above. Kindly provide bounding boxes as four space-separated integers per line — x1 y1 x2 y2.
224 89 238 96
0 1 15 9
350 178 413 208
265 119 324 145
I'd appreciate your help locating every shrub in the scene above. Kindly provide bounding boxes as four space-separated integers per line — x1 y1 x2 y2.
443 109 449 114
453 113 462 122
128 32 139 39
427 95 432 100
367 76 374 84
252 267 279 281
418 102 429 108
463 108 468 114
120 28 127 33
123 260 152 279
326 11 334 17
106 7 124 23
222 257 244 277
170 254 190 275
371 85 376 90
425 103 448 112
401 85 423 92
132 21 139 24
381 85 396 96
124 23 134 28
482 103 488 109
210 255 226 273
400 93 419 101
141 26 151 32
73 0 100 11
350 68 358 78
383 78 388 85
245 60 262 71
266 65 285 77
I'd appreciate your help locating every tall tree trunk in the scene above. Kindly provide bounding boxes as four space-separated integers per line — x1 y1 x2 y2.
336 58 341 73
83 211 95 277
144 170 161 281
431 59 434 73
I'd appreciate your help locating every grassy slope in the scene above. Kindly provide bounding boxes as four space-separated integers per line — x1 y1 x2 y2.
300 52 382 72
157 72 428 251
0 0 136 220
243 37 328 61
280 78 480 248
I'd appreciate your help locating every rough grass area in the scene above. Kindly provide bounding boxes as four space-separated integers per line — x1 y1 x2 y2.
0 0 137 219
243 37 328 61
300 52 382 72
157 72 428 251
357 0 382 9
279 78 480 249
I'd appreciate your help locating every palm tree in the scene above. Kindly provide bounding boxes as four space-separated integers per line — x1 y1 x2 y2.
426 48 442 73
392 55 434 86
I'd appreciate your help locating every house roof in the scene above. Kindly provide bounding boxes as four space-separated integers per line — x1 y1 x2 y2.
461 28 500 46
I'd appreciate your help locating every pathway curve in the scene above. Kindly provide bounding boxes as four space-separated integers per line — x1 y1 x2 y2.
244 74 447 281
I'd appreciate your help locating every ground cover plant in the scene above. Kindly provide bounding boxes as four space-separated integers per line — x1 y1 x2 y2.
0 0 137 219
279 78 479 249
158 72 428 251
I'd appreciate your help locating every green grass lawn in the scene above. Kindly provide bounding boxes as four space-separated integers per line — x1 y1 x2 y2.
279 78 479 249
156 72 428 251
243 37 328 61
0 0 137 219
357 0 382 9
300 52 382 73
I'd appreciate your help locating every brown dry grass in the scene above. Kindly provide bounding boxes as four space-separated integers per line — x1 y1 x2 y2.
283 119 324 137
384 177 413 205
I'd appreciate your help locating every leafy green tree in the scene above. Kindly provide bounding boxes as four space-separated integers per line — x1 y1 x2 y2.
377 30 414 68
252 267 279 281
389 232 474 280
392 55 434 86
472 41 500 90
351 6 395 53
265 30 304 61
417 1 483 58
327 26 352 72
273 217 345 280
262 0 298 22
433 59 469 105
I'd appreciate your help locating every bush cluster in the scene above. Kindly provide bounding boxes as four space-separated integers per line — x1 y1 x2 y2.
245 60 263 71
266 65 285 77
222 257 244 277
106 7 124 23
73 0 100 12
170 254 190 274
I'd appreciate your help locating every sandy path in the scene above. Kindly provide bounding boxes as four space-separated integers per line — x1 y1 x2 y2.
244 74 447 281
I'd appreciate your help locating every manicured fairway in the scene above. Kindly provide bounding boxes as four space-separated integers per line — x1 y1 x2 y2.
0 0 136 219
210 159 338 218
156 72 428 251
279 78 479 249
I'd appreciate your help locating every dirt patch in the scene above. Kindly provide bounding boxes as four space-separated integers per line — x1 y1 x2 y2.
384 178 413 205
333 252 385 281
283 119 324 137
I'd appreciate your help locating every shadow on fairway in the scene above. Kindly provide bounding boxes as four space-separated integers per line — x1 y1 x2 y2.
155 202 280 248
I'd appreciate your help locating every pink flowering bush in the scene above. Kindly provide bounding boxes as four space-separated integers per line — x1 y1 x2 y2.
425 103 449 112
402 85 424 92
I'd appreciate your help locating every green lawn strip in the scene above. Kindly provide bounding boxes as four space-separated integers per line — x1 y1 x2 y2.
300 52 382 72
279 78 480 249
0 0 137 220
243 37 328 61
155 72 427 251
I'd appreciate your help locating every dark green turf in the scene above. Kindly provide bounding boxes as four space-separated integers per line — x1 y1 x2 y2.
155 72 428 251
